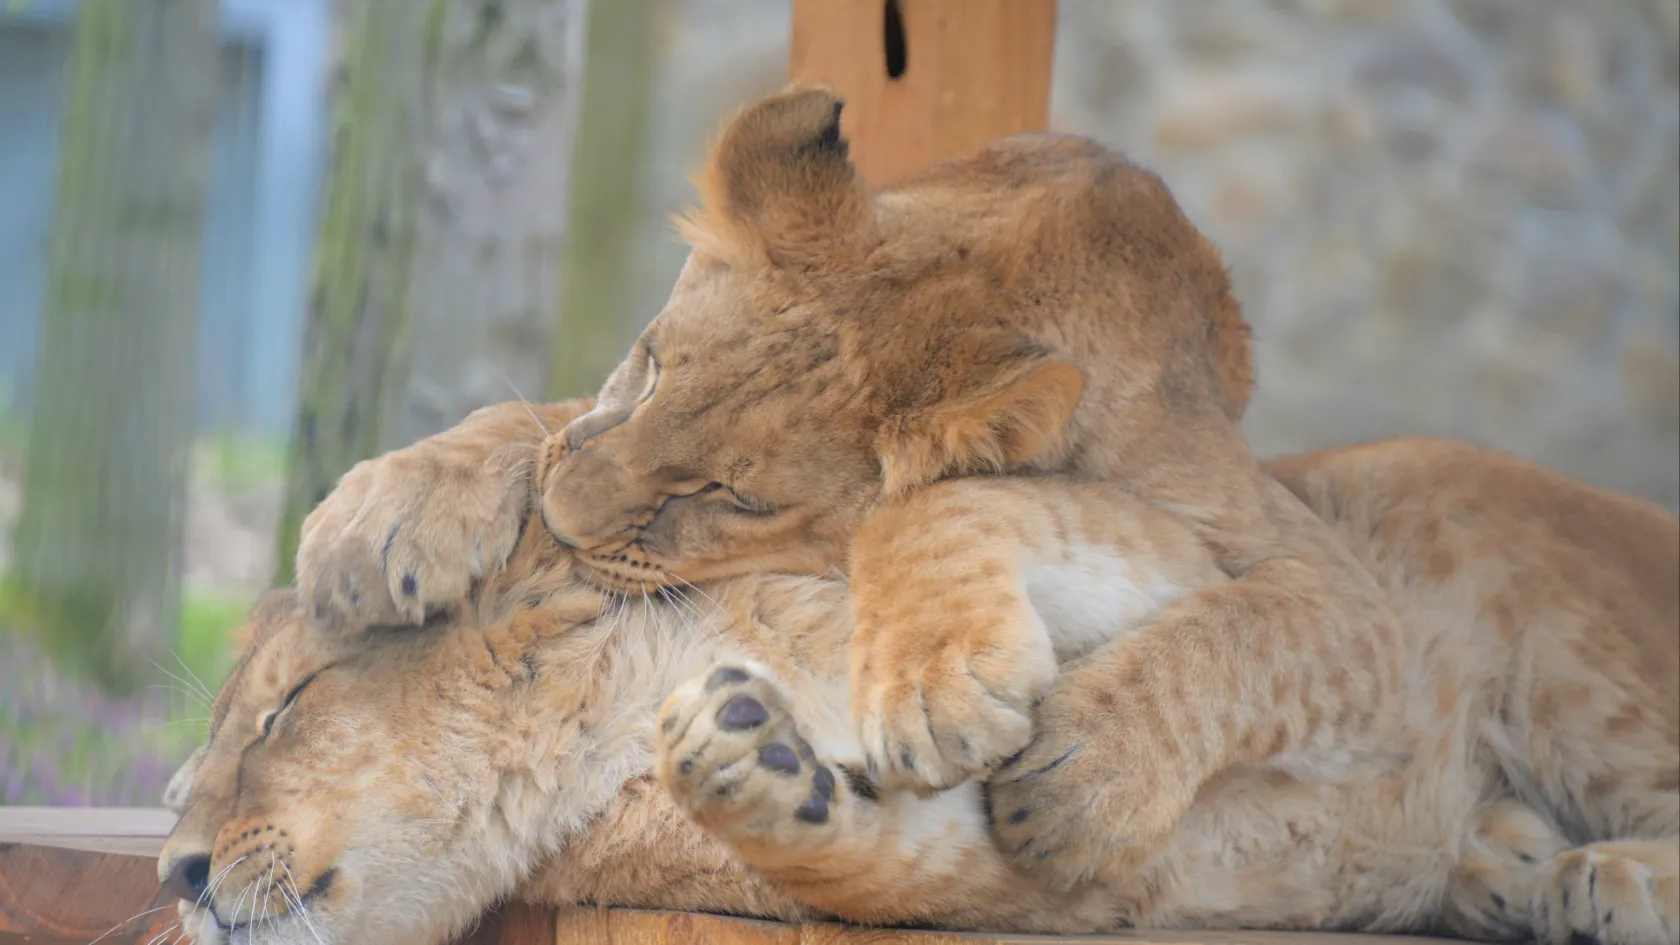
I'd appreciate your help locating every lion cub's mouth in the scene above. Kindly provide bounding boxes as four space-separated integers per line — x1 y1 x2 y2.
208 867 336 935
573 549 684 594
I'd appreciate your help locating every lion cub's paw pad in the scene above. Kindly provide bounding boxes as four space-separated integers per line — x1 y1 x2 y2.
657 665 841 835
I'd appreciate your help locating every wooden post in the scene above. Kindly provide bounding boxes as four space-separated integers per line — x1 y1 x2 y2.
789 0 1058 185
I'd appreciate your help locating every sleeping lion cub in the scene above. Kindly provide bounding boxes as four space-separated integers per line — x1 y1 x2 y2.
160 399 1677 945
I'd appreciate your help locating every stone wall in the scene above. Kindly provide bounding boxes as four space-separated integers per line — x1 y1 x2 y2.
632 0 1680 510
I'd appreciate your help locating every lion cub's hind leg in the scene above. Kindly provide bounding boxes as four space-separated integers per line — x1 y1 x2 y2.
1445 800 1679 945
1443 799 1570 941
1531 840 1679 945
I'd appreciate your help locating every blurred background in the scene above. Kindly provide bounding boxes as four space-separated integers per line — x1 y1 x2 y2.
1 0 1675 807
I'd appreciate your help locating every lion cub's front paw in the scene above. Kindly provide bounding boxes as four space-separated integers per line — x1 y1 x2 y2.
985 680 1194 891
850 601 1055 795
297 446 529 633
1530 841 1679 945
657 665 846 853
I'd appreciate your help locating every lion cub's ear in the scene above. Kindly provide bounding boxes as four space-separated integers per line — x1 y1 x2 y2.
689 84 870 262
874 330 1084 496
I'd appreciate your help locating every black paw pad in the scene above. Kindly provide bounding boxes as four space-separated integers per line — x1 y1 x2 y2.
795 791 830 825
660 714 677 734
706 667 751 691
795 765 836 825
1009 807 1031 824
401 573 418 597
757 743 801 775
718 695 769 730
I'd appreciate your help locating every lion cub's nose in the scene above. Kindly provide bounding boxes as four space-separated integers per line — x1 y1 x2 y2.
160 851 212 902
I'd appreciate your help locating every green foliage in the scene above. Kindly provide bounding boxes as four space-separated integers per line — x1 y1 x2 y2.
176 589 249 684
197 432 287 493
0 575 241 691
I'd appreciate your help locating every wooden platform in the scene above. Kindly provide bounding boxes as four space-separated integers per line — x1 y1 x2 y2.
0 807 1467 944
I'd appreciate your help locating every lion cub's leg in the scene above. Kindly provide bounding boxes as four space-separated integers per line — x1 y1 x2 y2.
655 662 1105 931
1444 800 1679 945
1531 840 1679 945
1442 799 1571 940
848 477 1223 793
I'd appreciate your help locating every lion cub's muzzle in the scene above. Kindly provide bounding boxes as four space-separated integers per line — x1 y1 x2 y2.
536 434 676 588
161 807 341 938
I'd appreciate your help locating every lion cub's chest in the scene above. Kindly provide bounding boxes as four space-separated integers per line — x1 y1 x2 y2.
1024 546 1203 662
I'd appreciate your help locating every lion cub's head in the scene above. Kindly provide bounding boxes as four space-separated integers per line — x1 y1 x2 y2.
537 84 1254 592
156 533 639 945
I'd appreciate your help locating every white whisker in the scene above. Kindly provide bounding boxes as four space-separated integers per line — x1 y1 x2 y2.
279 860 327 945
674 577 726 620
146 715 211 733
87 903 179 944
495 369 550 438
170 648 218 704
229 870 258 935
143 919 183 945
201 854 248 909
655 586 702 628
259 856 279 935
146 658 213 709
146 682 212 711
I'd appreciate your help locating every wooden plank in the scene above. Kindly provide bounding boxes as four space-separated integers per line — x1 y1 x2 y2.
0 807 176 857
788 0 1057 185
0 842 181 944
549 908 1467 944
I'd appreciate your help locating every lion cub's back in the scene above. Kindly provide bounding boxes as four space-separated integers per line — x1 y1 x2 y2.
1267 436 1679 743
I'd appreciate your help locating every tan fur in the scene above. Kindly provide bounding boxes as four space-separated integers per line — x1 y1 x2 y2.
168 423 1676 944
521 90 1411 896
533 86 1416 891
298 86 1409 891
161 401 810 945
295 399 591 633
283 86 1677 941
